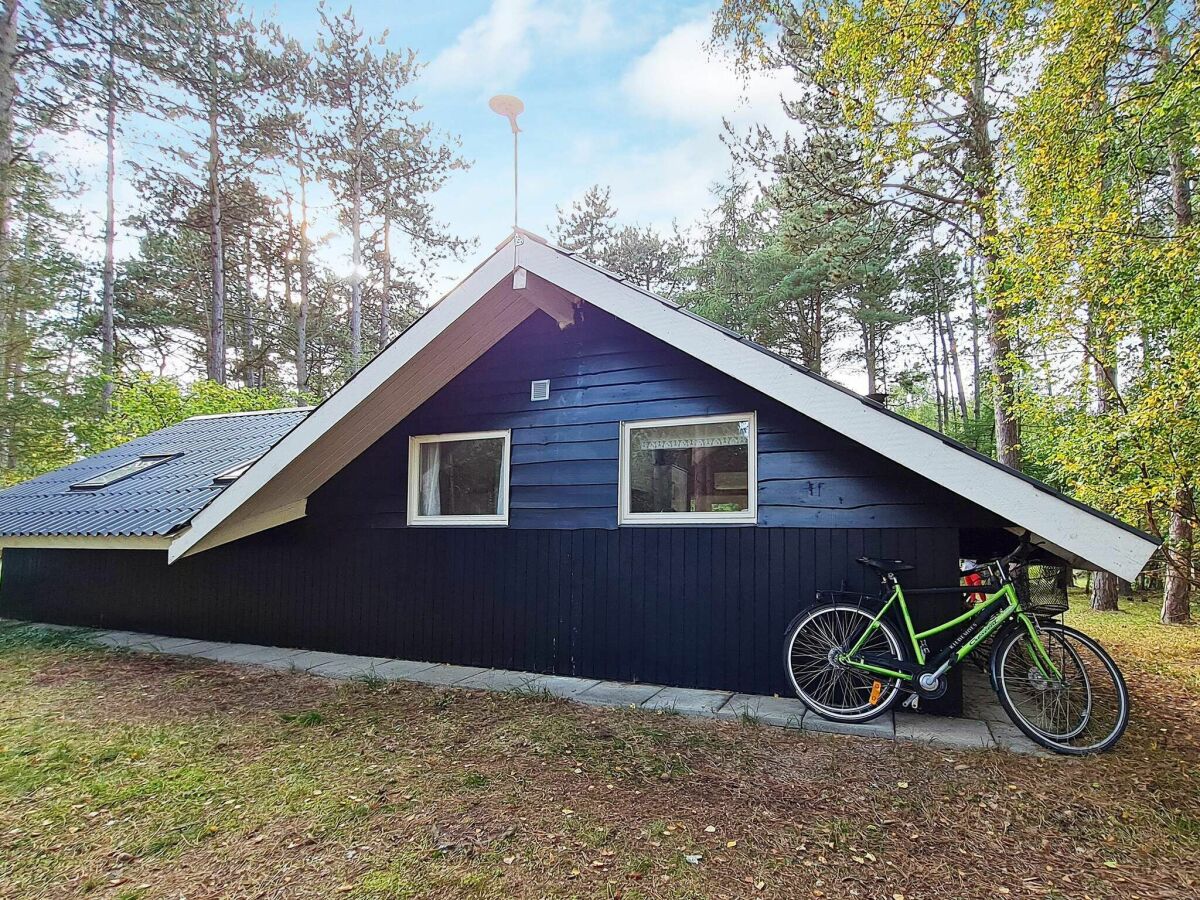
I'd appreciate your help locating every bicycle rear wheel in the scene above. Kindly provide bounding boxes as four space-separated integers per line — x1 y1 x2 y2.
783 603 905 723
990 622 1129 755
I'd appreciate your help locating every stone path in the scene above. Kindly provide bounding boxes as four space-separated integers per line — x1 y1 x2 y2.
22 622 1045 755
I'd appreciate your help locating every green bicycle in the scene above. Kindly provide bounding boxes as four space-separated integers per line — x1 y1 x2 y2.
782 541 1130 755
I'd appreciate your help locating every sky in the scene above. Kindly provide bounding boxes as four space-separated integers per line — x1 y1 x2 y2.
51 0 798 286
250 0 794 282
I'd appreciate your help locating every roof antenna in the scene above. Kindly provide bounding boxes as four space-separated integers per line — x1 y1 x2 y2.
489 94 525 287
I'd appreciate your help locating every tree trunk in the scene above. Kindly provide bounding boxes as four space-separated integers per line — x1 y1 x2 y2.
1089 293 1119 612
1152 10 1192 624
242 219 255 387
282 225 295 389
966 11 1018 468
1162 485 1193 624
295 137 311 394
1091 572 1119 612
862 322 876 394
944 308 969 421
349 93 363 369
1152 14 1192 229
379 212 390 351
811 295 822 375
99 0 117 411
968 253 980 421
205 79 226 383
931 311 943 432
350 170 362 368
0 0 17 352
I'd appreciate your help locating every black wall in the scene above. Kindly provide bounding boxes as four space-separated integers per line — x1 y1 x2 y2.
0 522 963 712
311 309 1005 531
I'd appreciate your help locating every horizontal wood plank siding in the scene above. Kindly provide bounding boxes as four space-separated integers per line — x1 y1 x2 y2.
309 309 1003 531
0 524 963 712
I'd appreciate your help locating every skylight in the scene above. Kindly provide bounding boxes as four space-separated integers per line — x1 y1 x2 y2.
212 459 256 484
70 453 180 490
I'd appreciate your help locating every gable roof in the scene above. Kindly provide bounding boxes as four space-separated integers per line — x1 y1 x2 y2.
0 232 1159 580
0 408 310 547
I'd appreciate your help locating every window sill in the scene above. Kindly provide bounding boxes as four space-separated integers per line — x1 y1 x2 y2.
407 516 509 527
618 514 757 527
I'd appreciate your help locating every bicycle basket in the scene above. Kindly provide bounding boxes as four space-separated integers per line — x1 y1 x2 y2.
1016 564 1070 616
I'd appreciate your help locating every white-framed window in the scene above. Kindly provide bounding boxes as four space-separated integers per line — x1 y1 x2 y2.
619 412 757 525
407 430 511 526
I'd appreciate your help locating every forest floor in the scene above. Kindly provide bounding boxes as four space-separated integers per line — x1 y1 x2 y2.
0 598 1197 900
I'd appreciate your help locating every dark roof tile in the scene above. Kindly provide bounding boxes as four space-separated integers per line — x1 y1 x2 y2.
0 409 309 537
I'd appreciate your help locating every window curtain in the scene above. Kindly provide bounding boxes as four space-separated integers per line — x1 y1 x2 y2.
419 442 441 516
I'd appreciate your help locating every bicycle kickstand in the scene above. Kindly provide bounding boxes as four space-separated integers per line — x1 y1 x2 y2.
902 693 920 711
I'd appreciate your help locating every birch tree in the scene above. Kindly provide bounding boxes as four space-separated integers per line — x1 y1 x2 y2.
715 0 1036 469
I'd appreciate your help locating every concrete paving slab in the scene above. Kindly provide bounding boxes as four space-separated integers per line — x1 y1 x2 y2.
188 643 287 664
966 701 1010 724
307 655 398 679
577 681 664 708
243 649 310 669
457 668 541 692
895 711 993 750
641 687 733 717
367 659 440 681
25 622 76 632
143 636 211 653
986 721 1049 757
717 694 807 729
408 664 487 686
526 675 602 699
91 631 146 648
265 650 348 672
159 640 226 657
803 713 896 739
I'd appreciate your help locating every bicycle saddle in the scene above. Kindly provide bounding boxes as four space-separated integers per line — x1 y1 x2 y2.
856 556 914 573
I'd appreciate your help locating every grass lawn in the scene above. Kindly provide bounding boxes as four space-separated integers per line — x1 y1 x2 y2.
0 601 1197 899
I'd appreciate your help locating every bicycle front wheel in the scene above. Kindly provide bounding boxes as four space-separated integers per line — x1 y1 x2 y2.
991 622 1129 755
783 603 905 723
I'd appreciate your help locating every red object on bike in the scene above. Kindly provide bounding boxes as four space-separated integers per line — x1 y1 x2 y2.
964 570 986 604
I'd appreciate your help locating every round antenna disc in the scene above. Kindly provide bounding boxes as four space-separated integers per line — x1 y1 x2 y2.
488 94 525 118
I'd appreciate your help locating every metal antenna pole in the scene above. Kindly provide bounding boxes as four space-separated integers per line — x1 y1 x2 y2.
488 95 525 271
512 125 519 269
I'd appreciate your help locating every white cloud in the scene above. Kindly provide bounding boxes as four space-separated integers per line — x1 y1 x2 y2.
620 18 794 133
426 0 615 93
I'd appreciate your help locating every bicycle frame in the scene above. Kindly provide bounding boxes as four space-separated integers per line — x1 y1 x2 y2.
840 578 1063 686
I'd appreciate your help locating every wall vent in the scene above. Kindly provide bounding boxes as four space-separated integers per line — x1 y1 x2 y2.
530 379 550 402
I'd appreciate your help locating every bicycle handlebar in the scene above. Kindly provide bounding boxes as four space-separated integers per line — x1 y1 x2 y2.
962 538 1033 580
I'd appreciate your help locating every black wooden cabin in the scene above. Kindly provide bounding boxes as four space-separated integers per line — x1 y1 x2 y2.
0 232 1158 715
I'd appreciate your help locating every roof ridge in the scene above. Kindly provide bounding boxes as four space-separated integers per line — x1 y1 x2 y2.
185 406 314 422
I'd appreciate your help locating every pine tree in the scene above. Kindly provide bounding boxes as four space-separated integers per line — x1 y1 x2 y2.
553 185 617 259
314 2 465 370
133 0 285 383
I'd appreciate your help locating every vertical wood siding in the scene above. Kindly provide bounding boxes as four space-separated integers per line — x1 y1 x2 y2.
0 524 963 711
310 308 1003 531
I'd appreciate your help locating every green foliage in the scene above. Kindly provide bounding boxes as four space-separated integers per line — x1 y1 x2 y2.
77 376 301 457
1001 0 1200 541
